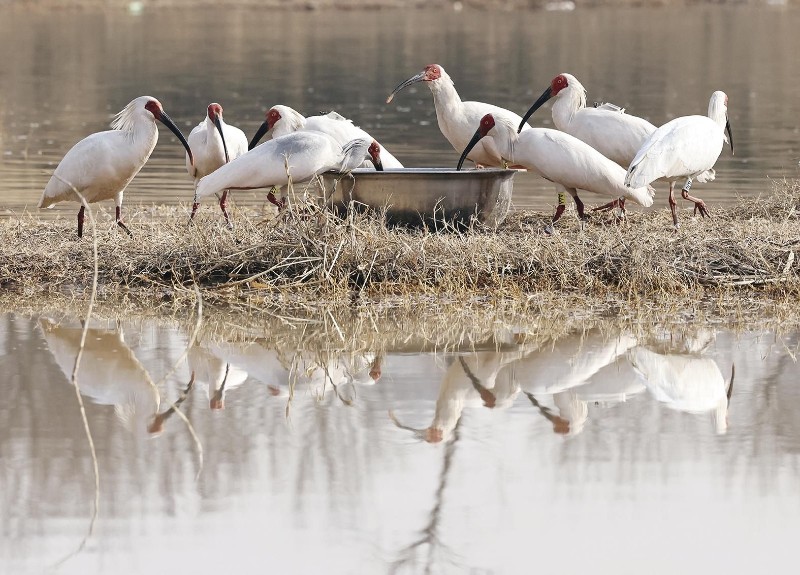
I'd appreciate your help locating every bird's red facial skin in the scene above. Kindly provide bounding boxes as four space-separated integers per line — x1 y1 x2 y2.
424 64 442 81
369 141 381 164
551 74 569 96
266 108 281 130
208 103 223 121
144 99 163 120
480 114 495 136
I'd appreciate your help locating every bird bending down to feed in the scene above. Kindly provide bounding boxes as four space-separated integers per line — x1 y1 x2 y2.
39 96 193 238
625 91 734 228
386 63 531 168
249 105 404 169
517 73 658 214
187 103 248 227
194 131 382 209
458 113 655 228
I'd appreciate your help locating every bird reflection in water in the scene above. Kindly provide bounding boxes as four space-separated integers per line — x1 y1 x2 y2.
512 331 640 436
38 317 161 437
390 347 525 443
627 329 735 434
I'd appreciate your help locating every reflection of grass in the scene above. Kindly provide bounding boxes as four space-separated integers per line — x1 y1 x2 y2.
1 179 798 324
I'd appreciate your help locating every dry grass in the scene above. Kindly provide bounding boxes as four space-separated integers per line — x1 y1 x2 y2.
1 178 798 328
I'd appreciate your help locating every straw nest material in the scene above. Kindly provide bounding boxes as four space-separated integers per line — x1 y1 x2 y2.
1 178 798 324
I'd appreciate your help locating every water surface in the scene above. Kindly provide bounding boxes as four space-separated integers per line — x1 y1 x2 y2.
1 311 798 574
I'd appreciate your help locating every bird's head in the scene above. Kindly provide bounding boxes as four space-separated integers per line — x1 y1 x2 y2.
138 97 194 167
249 107 288 150
207 103 223 122
457 113 496 170
206 103 230 163
368 140 384 171
517 72 579 133
386 64 445 104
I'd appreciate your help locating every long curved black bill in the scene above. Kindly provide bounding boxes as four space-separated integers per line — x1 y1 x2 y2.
518 85 553 133
386 71 426 104
213 115 230 163
249 121 269 151
159 110 193 166
725 118 734 156
372 158 384 171
456 128 485 171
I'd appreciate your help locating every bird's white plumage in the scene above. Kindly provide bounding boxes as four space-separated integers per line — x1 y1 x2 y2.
264 105 403 169
480 115 655 207
390 64 532 167
626 116 724 189
626 91 730 189
548 74 656 167
39 95 162 209
195 131 373 200
186 104 248 181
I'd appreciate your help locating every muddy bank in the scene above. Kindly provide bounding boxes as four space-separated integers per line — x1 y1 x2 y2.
1 180 798 330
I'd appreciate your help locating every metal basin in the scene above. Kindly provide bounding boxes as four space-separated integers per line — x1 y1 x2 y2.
318 168 516 229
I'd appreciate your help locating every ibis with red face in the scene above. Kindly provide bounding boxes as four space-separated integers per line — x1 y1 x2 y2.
187 102 249 226
39 96 193 238
458 114 655 227
386 64 532 168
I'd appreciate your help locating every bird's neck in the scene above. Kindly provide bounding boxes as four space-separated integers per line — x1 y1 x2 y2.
129 120 160 158
550 88 585 131
429 77 464 126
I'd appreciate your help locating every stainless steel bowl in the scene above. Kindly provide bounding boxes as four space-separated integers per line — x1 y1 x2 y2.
318 168 516 229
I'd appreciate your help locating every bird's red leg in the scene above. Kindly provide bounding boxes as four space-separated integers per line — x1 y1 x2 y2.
681 178 709 218
267 190 285 210
668 182 679 228
189 202 200 222
219 190 233 229
573 195 586 221
116 206 133 237
593 197 621 212
77 206 85 238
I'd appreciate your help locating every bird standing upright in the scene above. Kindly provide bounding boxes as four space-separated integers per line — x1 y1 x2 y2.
386 64 531 168
187 102 248 226
39 96 193 238
457 114 655 227
625 91 734 228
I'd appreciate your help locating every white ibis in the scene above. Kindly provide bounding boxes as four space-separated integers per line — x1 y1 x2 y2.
518 73 658 213
187 103 248 226
458 113 655 226
386 63 531 168
38 96 193 238
249 105 404 169
194 131 382 208
625 91 734 228
518 73 656 167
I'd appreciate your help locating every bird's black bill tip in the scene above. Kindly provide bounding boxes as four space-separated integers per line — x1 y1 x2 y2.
456 130 484 171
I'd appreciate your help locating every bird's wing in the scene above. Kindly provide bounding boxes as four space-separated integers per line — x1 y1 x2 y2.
626 116 722 187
